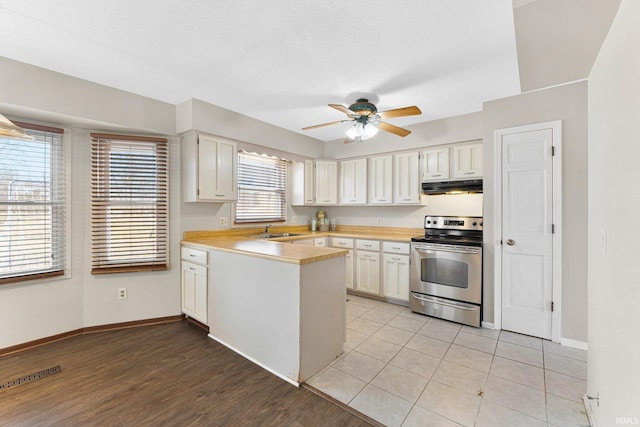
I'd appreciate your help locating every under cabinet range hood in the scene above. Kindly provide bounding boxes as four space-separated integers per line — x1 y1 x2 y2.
421 179 483 195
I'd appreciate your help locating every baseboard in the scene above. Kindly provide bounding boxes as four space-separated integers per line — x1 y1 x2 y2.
560 337 588 350
481 321 496 329
207 333 300 387
582 394 597 427
0 315 184 357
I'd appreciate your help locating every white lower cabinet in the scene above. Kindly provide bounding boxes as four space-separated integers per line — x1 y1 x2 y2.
355 240 381 295
382 241 411 301
332 237 354 290
181 246 208 324
382 254 410 301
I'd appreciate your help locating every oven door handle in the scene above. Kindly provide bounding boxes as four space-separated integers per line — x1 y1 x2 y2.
413 247 480 255
411 294 477 311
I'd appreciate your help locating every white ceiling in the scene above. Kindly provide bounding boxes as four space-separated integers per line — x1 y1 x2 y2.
0 0 521 141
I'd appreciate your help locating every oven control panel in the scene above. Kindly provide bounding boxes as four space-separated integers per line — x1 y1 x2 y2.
424 216 483 231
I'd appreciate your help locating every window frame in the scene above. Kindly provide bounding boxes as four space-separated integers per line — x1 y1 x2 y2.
235 151 288 224
90 133 168 275
0 121 67 285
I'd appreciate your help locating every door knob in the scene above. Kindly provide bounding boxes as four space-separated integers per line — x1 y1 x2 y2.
506 239 515 246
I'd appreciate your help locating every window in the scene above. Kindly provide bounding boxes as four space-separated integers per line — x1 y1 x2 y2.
235 151 287 223
0 122 66 285
90 133 168 274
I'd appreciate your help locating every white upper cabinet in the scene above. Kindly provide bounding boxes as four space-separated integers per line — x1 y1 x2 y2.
291 159 315 206
315 160 338 205
452 143 483 179
182 132 237 202
339 158 367 205
368 155 393 205
421 148 450 181
393 152 421 204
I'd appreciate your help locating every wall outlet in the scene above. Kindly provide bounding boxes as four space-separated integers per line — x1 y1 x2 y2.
118 288 127 300
219 216 229 227
376 218 382 225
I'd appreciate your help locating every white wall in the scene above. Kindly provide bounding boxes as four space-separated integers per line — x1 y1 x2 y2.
482 81 588 342
588 0 640 423
0 58 180 348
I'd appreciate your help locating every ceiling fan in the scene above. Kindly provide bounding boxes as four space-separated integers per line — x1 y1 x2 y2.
303 98 422 143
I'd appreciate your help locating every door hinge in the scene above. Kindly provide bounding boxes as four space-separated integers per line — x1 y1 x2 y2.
552 224 555 234
500 240 503 245
551 301 554 312
551 146 555 156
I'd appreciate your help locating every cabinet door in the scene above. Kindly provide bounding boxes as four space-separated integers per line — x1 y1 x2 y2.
339 158 367 205
303 159 315 204
181 261 208 324
198 135 237 201
382 254 410 301
452 144 483 179
315 160 338 205
421 148 450 181
394 152 421 204
368 155 393 204
345 249 354 290
356 251 380 295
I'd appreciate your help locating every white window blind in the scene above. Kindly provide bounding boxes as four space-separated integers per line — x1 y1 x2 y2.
235 151 287 223
0 122 66 285
91 133 168 274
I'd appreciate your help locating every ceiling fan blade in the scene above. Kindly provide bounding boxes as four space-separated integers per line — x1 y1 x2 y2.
329 104 353 116
378 106 422 119
302 119 351 131
378 121 412 137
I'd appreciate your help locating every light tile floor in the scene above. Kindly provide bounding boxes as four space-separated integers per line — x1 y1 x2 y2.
307 295 589 427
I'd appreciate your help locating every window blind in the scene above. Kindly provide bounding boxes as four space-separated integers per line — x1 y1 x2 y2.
235 151 287 223
90 133 168 274
0 122 66 285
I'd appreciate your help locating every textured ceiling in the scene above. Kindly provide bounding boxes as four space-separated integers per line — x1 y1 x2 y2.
0 0 520 141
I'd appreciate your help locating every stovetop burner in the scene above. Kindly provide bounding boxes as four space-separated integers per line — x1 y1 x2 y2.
412 215 483 247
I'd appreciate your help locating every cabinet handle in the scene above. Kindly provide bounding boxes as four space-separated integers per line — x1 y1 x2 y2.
189 267 196 271
189 254 196 257
463 172 475 175
402 198 412 201
432 174 442 177
391 257 401 261
215 194 225 197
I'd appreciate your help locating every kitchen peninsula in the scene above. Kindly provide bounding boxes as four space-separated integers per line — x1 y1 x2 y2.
181 233 348 386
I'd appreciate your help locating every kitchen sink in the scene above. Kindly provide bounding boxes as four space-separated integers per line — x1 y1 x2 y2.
249 233 306 239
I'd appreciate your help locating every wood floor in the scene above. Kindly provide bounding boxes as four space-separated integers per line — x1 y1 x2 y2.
0 321 373 426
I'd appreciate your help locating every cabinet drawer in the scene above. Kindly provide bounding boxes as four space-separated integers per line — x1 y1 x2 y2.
356 239 380 251
181 246 208 264
332 237 354 248
313 238 326 247
382 241 410 254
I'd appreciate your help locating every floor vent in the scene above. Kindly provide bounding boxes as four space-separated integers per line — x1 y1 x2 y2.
0 365 62 391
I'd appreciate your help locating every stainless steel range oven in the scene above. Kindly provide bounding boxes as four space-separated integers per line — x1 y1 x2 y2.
410 216 483 327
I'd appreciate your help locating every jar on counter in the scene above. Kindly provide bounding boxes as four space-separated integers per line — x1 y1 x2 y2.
310 218 317 231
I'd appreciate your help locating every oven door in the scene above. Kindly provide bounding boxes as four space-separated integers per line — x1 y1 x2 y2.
410 242 482 304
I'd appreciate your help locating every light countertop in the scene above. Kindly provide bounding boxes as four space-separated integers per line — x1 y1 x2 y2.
181 225 422 265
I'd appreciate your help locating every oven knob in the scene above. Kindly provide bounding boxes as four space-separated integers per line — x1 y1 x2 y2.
480 222 483 226
472 221 477 226
426 220 431 224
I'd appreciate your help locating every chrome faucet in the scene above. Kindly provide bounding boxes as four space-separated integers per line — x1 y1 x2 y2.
264 225 272 236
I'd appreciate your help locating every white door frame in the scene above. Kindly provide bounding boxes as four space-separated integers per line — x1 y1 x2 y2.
493 121 563 343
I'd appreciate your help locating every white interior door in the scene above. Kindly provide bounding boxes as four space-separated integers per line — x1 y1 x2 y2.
501 128 554 339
